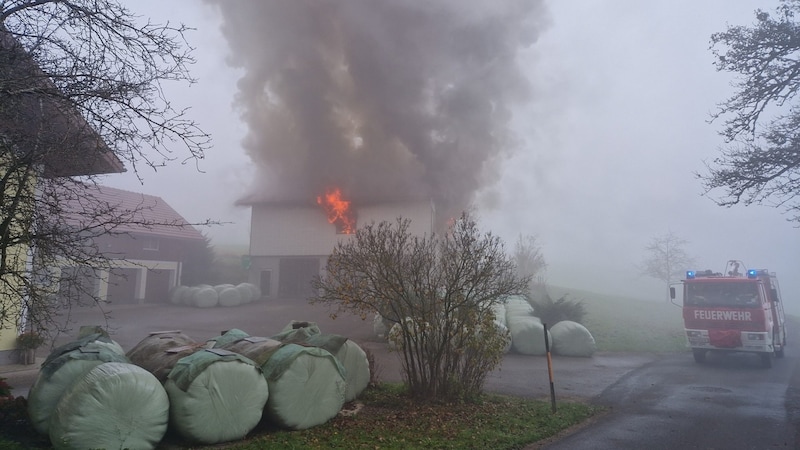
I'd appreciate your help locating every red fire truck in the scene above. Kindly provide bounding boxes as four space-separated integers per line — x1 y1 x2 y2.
670 260 786 368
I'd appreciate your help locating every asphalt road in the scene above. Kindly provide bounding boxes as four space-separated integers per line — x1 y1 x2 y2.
543 331 800 449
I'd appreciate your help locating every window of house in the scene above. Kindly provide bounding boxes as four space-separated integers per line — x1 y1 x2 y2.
143 238 159 251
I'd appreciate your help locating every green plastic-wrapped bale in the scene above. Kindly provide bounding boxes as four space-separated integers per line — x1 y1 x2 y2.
28 338 129 435
262 343 346 430
48 362 169 450
165 349 269 444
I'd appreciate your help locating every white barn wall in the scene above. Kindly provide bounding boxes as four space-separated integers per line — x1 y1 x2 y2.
248 200 434 299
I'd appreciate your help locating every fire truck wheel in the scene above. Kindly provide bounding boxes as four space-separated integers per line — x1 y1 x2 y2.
760 353 773 369
775 347 785 359
692 349 706 363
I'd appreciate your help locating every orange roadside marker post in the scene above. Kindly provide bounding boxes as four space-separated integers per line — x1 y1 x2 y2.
543 323 557 413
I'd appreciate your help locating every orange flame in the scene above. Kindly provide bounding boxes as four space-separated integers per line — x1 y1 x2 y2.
316 188 356 234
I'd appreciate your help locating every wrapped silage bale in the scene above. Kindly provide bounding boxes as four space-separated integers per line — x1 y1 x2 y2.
48 362 169 450
550 321 597 357
212 330 284 367
493 320 513 354
214 283 235 294
244 283 262 302
235 283 254 304
268 322 370 401
387 322 404 350
126 331 200 382
169 285 189 305
180 286 198 305
164 349 269 445
192 286 219 308
28 334 129 435
218 286 243 307
491 302 507 328
271 320 321 342
373 314 388 338
262 343 346 430
507 315 551 356
504 295 535 321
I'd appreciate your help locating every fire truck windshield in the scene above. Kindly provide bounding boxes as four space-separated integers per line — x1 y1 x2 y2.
685 282 760 308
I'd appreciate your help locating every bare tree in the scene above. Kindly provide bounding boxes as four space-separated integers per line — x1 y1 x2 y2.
1 1 211 337
701 1 800 222
512 234 547 285
640 231 695 301
311 213 528 400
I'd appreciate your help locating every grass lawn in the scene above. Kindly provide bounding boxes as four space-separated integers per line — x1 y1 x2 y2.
547 285 687 353
0 384 599 450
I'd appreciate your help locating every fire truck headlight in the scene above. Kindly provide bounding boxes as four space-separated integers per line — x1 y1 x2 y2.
747 333 765 341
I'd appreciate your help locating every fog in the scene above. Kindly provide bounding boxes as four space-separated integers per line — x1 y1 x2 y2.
105 0 799 312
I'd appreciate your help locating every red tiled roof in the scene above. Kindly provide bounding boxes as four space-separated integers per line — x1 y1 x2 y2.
84 185 204 241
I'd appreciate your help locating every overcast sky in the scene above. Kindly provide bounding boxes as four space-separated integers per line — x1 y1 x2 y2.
107 0 799 310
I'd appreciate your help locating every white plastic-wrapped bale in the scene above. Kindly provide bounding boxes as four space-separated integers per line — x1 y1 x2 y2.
262 343 346 430
169 285 189 305
218 286 243 307
494 320 513 354
164 349 269 444
507 315 551 356
244 283 263 301
504 295 535 321
235 283 254 304
550 321 597 357
373 314 388 338
214 284 235 295
28 336 129 435
192 286 219 308
180 286 198 305
491 302 507 327
48 362 169 450
126 331 200 382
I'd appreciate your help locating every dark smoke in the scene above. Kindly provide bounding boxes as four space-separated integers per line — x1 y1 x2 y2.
209 0 547 218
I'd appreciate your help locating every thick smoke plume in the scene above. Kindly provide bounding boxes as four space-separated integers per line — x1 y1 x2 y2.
209 0 546 218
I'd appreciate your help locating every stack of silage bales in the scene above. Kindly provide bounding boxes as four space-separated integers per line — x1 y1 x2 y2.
127 330 269 445
504 295 551 356
168 283 262 307
210 327 349 430
273 321 370 402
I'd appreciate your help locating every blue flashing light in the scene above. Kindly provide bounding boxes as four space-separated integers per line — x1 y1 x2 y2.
747 269 758 279
686 270 696 279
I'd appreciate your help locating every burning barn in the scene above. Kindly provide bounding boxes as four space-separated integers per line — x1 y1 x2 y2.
246 191 435 299
216 1 542 299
